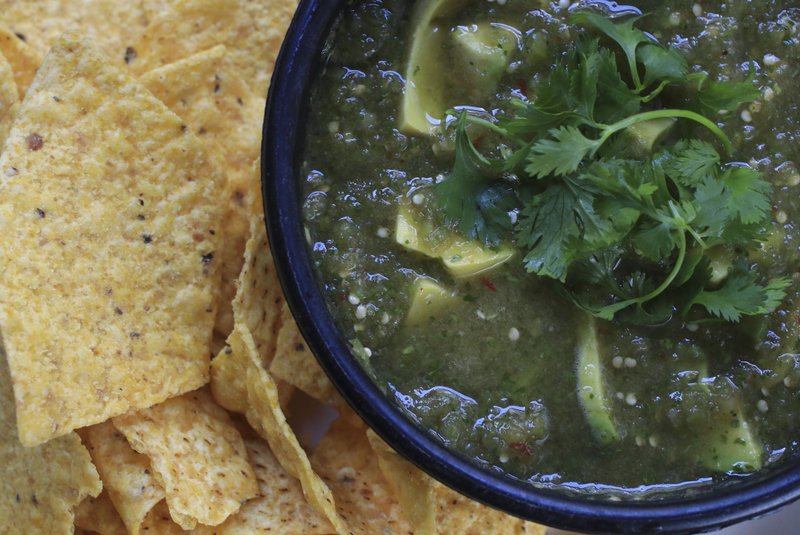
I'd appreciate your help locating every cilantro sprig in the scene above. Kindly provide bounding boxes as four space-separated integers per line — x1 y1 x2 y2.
434 12 788 325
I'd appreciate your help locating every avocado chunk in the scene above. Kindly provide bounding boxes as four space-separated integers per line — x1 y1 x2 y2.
439 239 514 278
624 117 675 157
686 375 763 473
400 1 516 135
405 278 458 327
696 407 762 473
395 205 514 277
576 318 621 444
400 0 466 135
450 24 516 102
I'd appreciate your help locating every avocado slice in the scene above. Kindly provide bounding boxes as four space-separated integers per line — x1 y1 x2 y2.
395 205 514 277
439 239 514 278
450 24 516 101
405 278 458 327
687 374 763 473
400 0 466 135
400 1 516 135
576 317 621 444
624 118 675 157
695 404 762 473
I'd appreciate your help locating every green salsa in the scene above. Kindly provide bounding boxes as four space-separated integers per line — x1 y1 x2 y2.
300 0 800 497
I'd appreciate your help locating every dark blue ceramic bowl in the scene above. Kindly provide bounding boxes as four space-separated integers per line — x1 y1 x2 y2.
262 1 800 532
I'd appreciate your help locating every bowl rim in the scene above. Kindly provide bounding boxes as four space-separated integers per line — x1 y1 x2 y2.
261 1 800 532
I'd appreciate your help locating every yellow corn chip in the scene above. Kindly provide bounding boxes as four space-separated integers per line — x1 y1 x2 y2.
211 216 293 413
366 429 436 535
0 348 102 533
81 421 165 535
129 0 297 95
270 303 338 405
0 26 40 97
232 216 284 367
139 501 187 535
434 484 546 535
140 45 265 338
74 492 128 535
269 302 361 427
366 429 547 534
211 323 253 415
113 389 258 529
231 322 348 534
0 49 19 149
0 1 148 64
0 34 225 446
194 437 334 534
311 419 413 534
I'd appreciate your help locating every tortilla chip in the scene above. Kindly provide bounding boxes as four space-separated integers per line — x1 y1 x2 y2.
74 492 128 535
0 49 19 149
0 34 225 446
434 484 545 535
140 45 264 337
366 430 436 535
194 437 334 534
270 304 338 405
0 26 40 97
139 501 187 534
211 324 253 415
80 421 165 535
0 347 102 533
113 389 258 529
0 1 148 64
232 216 284 366
311 419 413 534
231 322 348 534
269 303 361 427
129 0 297 95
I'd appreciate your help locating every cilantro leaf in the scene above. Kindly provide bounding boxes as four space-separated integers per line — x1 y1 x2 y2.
526 126 600 177
695 77 760 115
637 43 689 87
435 114 514 245
515 183 579 281
722 165 771 225
691 263 790 321
661 139 720 187
570 11 651 87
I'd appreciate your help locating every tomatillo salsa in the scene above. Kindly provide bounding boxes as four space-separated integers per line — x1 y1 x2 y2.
299 0 800 497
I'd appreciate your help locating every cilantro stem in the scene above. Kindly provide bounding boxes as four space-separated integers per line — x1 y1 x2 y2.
599 231 687 318
462 115 511 139
599 110 732 155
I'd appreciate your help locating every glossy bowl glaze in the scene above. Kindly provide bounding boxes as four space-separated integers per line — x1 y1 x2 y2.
261 1 800 532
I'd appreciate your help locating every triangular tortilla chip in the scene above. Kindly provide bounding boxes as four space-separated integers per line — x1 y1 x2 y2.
140 45 265 337
194 437 334 534
0 1 148 64
0 49 19 149
0 347 102 533
211 217 293 413
128 0 297 95
74 491 128 535
366 429 547 534
366 429 436 535
80 421 165 535
0 26 40 98
0 34 225 446
113 389 258 529
226 322 348 534
311 419 413 534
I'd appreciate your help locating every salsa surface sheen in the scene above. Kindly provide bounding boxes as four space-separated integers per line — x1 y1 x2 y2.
300 0 800 496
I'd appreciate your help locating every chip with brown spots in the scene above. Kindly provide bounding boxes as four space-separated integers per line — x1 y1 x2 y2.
0 34 225 446
112 389 258 529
